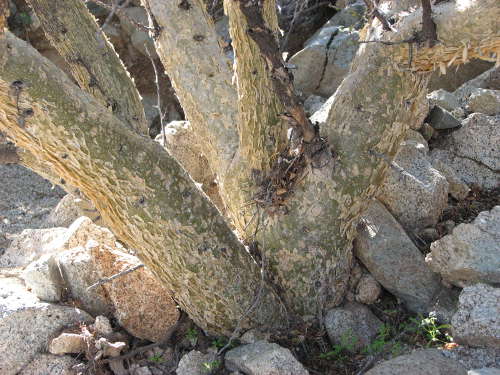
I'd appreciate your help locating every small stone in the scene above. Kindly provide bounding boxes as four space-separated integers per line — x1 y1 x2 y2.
355 274 381 305
303 95 327 116
420 122 435 141
419 227 440 243
240 329 271 344
466 88 500 115
428 106 462 130
325 302 382 352
176 350 217 375
133 366 153 375
93 315 113 336
225 341 308 375
49 333 87 355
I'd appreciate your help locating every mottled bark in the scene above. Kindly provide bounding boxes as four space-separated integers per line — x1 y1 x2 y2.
222 0 288 234
1 0 497 335
0 32 286 335
26 0 148 134
142 0 239 181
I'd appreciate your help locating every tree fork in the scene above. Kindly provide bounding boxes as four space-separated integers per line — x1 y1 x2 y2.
0 32 287 335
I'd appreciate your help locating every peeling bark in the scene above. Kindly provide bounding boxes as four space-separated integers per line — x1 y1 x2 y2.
27 0 148 134
0 32 286 335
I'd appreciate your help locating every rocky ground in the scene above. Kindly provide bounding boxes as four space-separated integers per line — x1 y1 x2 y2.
1 1 499 375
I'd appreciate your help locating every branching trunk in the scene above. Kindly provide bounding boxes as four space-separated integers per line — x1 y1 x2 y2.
1 0 498 335
0 32 286 335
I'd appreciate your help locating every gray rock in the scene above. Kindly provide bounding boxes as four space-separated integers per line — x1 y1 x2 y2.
355 273 382 305
176 350 217 375
452 284 500 348
118 7 148 37
426 206 500 287
225 341 308 375
469 369 500 375
427 89 460 112
19 353 82 375
466 89 500 115
428 106 462 130
454 66 500 104
430 148 498 190
378 134 449 232
21 254 63 302
289 24 359 97
430 158 470 200
47 193 101 228
449 114 499 171
326 2 366 29
354 200 441 313
366 349 467 375
428 59 494 93
325 302 382 352
1 227 68 268
429 112 499 190
440 346 500 370
303 95 327 117
0 276 92 375
0 164 65 244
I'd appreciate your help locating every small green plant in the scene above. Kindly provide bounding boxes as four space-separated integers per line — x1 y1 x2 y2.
410 313 453 347
186 328 199 346
211 337 227 349
319 330 358 363
363 323 392 355
203 359 221 373
148 354 164 363
17 12 32 26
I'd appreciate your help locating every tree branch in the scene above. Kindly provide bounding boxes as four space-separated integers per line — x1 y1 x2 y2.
142 0 239 178
27 0 148 134
0 31 286 335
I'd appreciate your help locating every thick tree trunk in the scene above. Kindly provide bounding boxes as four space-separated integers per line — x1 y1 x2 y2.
1 0 498 335
0 32 286 335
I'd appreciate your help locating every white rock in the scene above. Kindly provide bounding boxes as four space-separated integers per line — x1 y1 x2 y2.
426 206 500 287
225 341 309 375
452 284 500 349
1 227 67 268
378 132 449 232
21 253 63 302
0 276 92 375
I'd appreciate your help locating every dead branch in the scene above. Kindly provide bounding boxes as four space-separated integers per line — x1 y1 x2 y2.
87 264 144 291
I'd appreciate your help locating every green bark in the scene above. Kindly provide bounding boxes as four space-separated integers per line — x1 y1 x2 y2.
27 0 148 134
